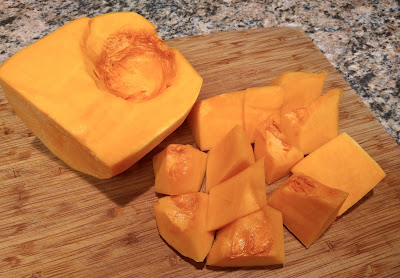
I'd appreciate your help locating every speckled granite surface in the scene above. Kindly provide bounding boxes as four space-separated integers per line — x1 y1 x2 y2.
0 0 399 144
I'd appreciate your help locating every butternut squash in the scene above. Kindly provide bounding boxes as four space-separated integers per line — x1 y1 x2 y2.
207 159 266 231
243 86 284 143
153 144 207 195
268 174 348 248
292 133 386 216
206 125 255 193
254 118 303 184
281 88 342 154
206 205 285 267
153 193 215 262
0 12 202 178
187 90 244 151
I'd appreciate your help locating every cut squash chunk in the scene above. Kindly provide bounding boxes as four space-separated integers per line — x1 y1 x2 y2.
268 174 348 247
281 88 342 154
206 125 255 193
187 90 244 151
292 133 386 216
206 205 285 267
153 193 215 262
243 86 284 143
207 159 266 231
254 118 303 184
270 71 327 113
153 144 207 195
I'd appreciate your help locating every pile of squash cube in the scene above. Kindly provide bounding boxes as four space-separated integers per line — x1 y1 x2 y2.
152 71 386 267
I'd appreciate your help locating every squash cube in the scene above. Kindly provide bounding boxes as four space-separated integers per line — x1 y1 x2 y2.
243 86 284 143
153 144 207 195
268 174 348 248
187 90 244 151
0 13 202 178
206 205 285 267
254 118 303 184
206 125 255 193
281 88 342 154
153 193 215 262
270 71 327 113
292 133 386 216
207 159 266 231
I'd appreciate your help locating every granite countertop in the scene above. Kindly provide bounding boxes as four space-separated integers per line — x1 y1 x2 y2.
0 0 399 144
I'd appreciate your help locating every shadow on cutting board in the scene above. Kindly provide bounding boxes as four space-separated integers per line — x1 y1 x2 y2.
30 122 195 206
78 154 156 206
160 235 206 270
30 136 154 206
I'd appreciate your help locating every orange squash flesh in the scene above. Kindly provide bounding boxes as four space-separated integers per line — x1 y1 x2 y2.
206 205 285 267
292 133 386 216
268 174 348 248
153 193 215 262
254 118 303 184
207 159 266 231
243 86 284 143
281 88 342 155
206 125 255 193
153 144 207 195
187 90 244 151
270 71 327 113
0 12 202 178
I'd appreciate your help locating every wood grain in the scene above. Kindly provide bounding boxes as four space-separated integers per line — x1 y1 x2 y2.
0 28 399 278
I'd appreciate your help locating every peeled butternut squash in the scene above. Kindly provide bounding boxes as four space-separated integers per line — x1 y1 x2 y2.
187 90 244 151
153 144 207 195
268 174 348 248
153 193 215 262
292 133 386 216
0 12 202 178
281 88 342 154
206 125 255 193
270 71 327 113
206 205 285 267
254 117 303 184
207 159 267 231
243 86 284 143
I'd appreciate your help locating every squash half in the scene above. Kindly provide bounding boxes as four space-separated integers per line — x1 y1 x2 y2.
0 13 203 178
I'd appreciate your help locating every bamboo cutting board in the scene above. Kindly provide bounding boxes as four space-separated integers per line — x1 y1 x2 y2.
0 28 399 278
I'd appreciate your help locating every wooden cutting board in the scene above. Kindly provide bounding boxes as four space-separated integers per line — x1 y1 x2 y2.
0 28 399 278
